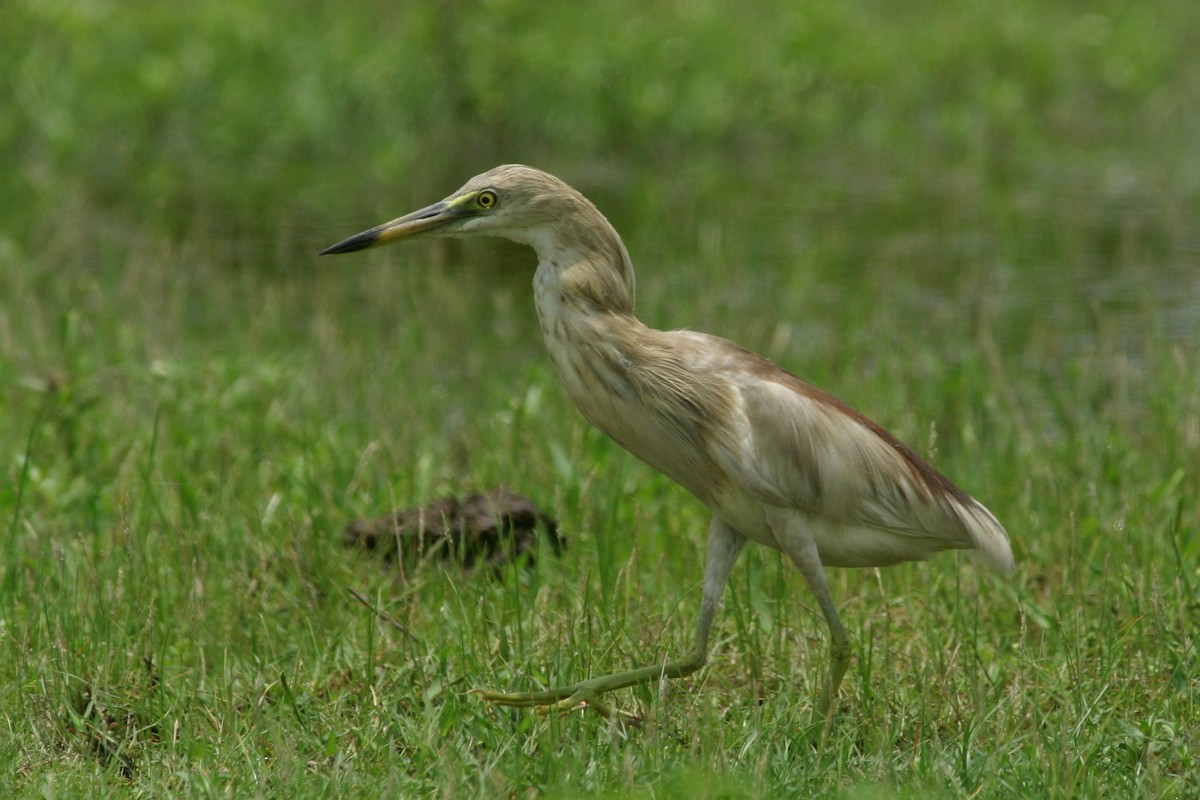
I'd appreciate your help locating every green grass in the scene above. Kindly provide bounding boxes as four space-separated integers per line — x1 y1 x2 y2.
2 0 1199 796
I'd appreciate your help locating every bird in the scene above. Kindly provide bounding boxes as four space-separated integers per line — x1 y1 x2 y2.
321 164 1014 725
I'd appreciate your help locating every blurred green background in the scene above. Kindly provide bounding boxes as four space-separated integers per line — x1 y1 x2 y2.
2 0 1198 797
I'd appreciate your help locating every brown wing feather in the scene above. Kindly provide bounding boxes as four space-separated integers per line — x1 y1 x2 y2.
679 333 1013 571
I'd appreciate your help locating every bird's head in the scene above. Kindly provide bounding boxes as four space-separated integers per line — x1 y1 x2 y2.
320 164 585 255
321 163 636 310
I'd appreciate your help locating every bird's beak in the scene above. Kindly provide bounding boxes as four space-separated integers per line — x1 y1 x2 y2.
319 200 469 255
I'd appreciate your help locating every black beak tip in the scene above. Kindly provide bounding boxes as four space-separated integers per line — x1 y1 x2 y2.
319 229 379 256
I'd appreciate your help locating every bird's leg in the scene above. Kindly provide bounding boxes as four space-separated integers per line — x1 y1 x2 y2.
773 521 851 736
472 517 746 719
812 593 851 722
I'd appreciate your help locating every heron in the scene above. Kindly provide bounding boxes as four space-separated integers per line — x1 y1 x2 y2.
321 164 1014 724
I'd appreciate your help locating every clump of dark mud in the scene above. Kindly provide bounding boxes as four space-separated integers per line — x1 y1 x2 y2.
344 487 563 573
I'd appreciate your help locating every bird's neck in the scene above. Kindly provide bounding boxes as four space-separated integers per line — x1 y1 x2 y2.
523 213 634 306
528 227 649 422
526 212 638 337
533 250 640 352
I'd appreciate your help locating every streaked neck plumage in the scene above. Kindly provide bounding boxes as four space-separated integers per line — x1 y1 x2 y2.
513 181 734 507
522 199 655 440
522 195 640 365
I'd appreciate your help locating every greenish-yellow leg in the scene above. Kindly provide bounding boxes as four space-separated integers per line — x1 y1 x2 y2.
763 507 852 740
473 517 747 719
813 593 851 730
785 539 851 739
470 650 709 719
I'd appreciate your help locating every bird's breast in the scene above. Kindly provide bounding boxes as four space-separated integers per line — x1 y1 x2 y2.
535 318 727 505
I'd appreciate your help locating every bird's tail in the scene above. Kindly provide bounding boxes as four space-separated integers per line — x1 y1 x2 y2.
958 500 1015 573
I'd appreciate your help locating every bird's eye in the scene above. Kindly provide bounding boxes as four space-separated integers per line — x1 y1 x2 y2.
477 190 498 209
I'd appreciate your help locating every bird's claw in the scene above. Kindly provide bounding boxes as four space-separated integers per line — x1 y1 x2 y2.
469 685 641 726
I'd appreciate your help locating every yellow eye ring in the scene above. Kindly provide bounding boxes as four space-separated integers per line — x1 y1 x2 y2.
477 190 498 209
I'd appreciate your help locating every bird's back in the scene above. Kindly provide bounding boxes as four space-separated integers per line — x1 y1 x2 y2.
581 324 1013 572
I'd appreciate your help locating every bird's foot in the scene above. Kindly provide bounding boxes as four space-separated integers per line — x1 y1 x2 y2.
470 657 704 726
470 681 642 725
